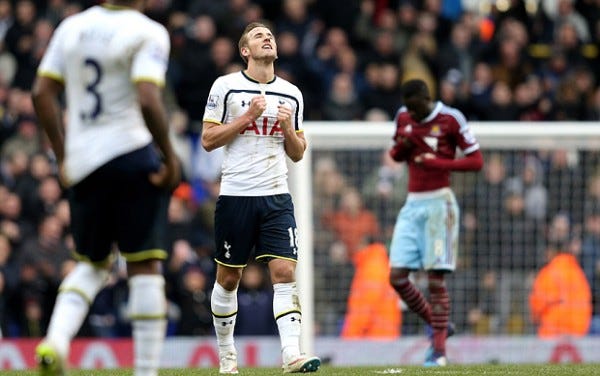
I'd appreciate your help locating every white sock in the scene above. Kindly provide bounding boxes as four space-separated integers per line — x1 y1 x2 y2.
45 292 89 359
129 275 167 376
211 282 238 353
273 282 302 362
45 262 108 359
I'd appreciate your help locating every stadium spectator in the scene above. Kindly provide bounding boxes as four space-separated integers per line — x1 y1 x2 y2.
200 22 320 373
361 62 403 119
322 186 381 257
166 190 194 251
341 241 401 339
437 71 472 122
305 26 351 111
529 240 592 338
4 1 36 87
321 72 364 120
586 85 600 120
275 0 315 43
1 115 40 159
15 152 54 222
465 270 500 335
172 261 213 336
315 239 354 336
0 190 33 248
482 80 520 121
17 214 72 335
496 183 545 334
388 79 483 366
580 199 600 334
361 149 409 244
353 3 409 62
468 62 495 120
544 149 585 224
172 14 218 124
0 0 13 42
463 153 508 273
0 232 13 336
235 262 277 336
505 155 548 221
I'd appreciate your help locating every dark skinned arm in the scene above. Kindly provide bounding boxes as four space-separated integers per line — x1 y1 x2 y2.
137 81 181 190
31 76 67 182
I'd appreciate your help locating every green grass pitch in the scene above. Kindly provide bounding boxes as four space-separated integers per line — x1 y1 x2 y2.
2 365 600 375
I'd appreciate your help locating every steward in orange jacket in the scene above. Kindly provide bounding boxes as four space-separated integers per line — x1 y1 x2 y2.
529 242 592 338
341 242 401 338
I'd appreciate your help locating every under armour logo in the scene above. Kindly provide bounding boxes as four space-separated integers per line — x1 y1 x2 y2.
224 241 231 259
241 100 249 107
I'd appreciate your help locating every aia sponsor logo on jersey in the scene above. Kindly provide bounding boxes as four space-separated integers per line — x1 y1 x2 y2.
240 116 283 136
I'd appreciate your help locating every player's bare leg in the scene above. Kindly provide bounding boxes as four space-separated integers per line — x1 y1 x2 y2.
212 264 243 374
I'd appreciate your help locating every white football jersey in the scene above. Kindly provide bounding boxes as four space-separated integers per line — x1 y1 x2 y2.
203 71 304 196
37 5 170 184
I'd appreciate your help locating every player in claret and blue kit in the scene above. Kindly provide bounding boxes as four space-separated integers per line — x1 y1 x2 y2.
388 79 483 367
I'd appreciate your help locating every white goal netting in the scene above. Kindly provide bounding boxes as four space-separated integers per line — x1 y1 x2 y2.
291 122 600 346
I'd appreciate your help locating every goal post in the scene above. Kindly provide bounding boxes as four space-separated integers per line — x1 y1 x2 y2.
290 121 600 351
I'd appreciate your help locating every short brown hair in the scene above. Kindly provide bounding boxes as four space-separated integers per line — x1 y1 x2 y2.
238 22 271 64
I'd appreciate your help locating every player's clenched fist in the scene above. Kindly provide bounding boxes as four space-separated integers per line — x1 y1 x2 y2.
247 95 267 120
394 126 414 148
277 103 293 130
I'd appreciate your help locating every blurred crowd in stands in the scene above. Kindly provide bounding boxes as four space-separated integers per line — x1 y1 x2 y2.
1 0 600 339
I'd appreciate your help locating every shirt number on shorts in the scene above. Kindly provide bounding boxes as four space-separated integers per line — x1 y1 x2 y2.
288 227 299 249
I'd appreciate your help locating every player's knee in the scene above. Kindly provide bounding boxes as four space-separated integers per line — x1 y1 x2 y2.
60 262 109 303
269 262 296 283
389 268 410 289
427 273 446 290
217 267 243 291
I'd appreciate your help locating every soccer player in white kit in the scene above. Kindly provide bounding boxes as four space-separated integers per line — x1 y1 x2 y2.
202 22 320 374
31 1 180 375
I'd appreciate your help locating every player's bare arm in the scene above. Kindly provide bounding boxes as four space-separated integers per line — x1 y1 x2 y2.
278 103 306 162
137 81 181 190
202 94 266 151
32 76 67 184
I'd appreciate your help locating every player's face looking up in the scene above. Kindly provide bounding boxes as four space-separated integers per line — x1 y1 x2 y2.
242 26 278 63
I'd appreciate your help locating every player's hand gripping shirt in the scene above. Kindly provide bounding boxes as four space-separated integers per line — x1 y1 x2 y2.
37 5 170 184
393 101 480 192
203 71 304 196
